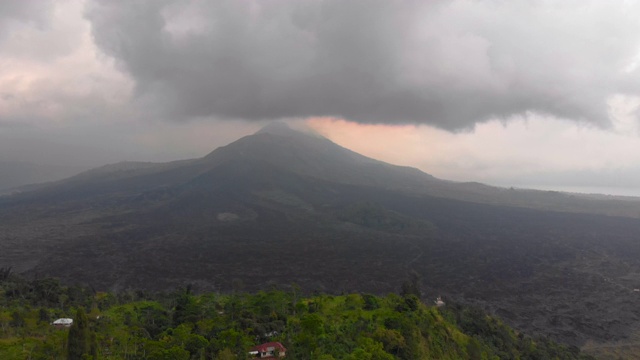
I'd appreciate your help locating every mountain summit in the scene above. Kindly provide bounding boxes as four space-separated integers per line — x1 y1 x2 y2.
255 121 308 136
202 122 436 192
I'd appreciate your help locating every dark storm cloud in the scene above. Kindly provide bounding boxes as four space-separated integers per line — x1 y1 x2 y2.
84 0 640 130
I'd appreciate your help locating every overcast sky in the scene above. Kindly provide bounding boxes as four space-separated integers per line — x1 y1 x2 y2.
1 0 640 195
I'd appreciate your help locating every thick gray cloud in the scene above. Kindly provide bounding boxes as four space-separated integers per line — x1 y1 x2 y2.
0 1 52 25
84 0 640 130
0 1 55 45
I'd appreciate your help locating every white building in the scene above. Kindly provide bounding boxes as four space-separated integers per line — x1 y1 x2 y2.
52 318 73 328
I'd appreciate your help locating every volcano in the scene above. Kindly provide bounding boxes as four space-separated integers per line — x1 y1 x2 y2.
2 123 640 346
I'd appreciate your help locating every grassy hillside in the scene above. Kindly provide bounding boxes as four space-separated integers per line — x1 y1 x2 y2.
0 275 593 359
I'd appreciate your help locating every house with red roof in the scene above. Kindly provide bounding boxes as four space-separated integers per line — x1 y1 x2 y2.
248 342 287 358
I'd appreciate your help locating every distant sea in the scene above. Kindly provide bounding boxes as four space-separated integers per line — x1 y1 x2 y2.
510 185 640 197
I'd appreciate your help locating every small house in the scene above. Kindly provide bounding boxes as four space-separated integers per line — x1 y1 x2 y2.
51 318 73 328
249 342 287 358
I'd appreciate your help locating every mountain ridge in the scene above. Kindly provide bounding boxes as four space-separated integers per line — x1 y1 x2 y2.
5 124 639 219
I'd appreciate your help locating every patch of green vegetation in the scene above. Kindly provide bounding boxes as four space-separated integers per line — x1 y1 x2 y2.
0 274 594 360
336 202 433 233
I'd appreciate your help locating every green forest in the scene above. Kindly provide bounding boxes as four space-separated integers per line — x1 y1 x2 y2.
0 271 594 360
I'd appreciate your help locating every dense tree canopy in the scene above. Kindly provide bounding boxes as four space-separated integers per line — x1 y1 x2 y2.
0 275 594 359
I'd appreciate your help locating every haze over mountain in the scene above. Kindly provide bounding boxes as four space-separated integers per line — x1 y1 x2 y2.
0 161 87 192
10 123 640 216
3 124 640 356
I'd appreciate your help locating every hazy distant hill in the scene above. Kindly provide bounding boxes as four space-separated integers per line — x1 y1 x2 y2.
0 161 86 192
2 123 640 354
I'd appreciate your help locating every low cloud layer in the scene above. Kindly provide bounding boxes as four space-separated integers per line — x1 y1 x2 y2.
84 0 640 129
